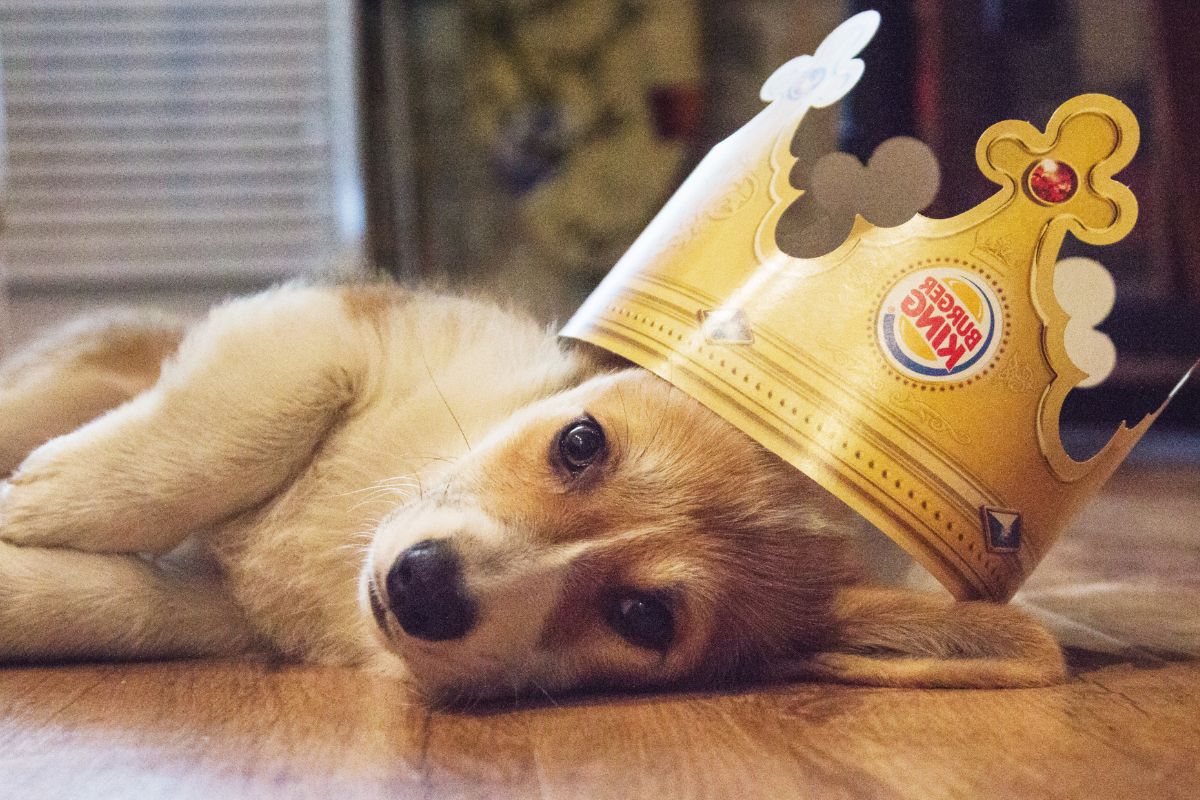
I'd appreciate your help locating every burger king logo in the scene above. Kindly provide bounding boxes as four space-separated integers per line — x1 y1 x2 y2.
877 267 1002 382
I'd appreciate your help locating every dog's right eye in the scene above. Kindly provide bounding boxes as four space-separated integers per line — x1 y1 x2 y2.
556 417 606 473
604 591 675 652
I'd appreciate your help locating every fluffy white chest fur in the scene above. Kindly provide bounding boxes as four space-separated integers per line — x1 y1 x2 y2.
0 283 1064 702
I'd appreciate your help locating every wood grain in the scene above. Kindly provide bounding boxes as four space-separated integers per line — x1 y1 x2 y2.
1 464 1198 799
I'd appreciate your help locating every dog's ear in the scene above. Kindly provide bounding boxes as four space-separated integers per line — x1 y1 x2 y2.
767 585 1066 688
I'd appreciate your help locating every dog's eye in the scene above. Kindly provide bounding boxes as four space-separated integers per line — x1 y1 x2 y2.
557 417 606 472
605 592 674 651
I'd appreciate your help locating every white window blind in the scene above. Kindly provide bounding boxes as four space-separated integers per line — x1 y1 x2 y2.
0 0 363 289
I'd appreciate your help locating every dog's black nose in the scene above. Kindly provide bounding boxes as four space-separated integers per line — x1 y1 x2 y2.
385 539 477 641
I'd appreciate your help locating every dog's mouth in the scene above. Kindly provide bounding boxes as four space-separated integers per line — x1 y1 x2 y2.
366 573 393 638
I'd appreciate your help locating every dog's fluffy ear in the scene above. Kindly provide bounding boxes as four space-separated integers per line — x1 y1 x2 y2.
768 586 1067 688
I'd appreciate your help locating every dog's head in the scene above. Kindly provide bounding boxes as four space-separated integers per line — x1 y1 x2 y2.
360 369 1063 702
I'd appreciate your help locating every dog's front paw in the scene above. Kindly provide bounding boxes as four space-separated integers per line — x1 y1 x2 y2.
0 465 150 553
0 478 34 545
0 480 12 531
0 474 66 548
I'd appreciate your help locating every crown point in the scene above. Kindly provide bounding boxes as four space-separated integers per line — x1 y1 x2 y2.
1027 158 1078 204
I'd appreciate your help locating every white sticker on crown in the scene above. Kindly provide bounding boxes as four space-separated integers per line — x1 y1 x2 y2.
877 267 1004 383
760 10 881 109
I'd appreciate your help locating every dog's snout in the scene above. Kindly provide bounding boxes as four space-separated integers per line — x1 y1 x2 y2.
385 539 477 641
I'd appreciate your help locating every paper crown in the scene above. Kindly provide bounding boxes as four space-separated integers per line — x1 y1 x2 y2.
561 10 1189 601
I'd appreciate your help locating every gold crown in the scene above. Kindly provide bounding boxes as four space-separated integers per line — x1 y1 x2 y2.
561 11 1185 601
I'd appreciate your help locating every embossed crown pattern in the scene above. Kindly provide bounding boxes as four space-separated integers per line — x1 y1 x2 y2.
561 11 1184 600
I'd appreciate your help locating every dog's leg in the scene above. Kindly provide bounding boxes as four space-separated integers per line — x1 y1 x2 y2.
0 539 257 662
0 286 369 554
0 311 185 478
769 585 1067 688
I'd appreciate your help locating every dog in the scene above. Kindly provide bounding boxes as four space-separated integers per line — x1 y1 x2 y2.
0 282 1065 702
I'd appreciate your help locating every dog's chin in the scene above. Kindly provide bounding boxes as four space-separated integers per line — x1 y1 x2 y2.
388 638 527 706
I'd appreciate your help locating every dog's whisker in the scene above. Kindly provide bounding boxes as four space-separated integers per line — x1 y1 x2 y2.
529 677 560 709
335 478 423 499
416 338 473 454
347 489 417 514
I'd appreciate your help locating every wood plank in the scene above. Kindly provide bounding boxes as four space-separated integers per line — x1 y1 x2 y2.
3 659 1196 799
0 662 429 800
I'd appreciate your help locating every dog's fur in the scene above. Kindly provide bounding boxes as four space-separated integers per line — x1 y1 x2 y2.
0 283 1065 702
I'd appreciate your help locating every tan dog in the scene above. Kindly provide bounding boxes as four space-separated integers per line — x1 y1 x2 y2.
0 283 1064 702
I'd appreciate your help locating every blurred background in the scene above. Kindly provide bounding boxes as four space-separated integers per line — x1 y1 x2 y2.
0 0 1195 444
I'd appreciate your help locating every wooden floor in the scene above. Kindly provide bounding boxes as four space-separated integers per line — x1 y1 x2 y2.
2 463 1198 800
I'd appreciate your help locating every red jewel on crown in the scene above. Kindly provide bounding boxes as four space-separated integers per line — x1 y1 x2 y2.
1027 158 1078 204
